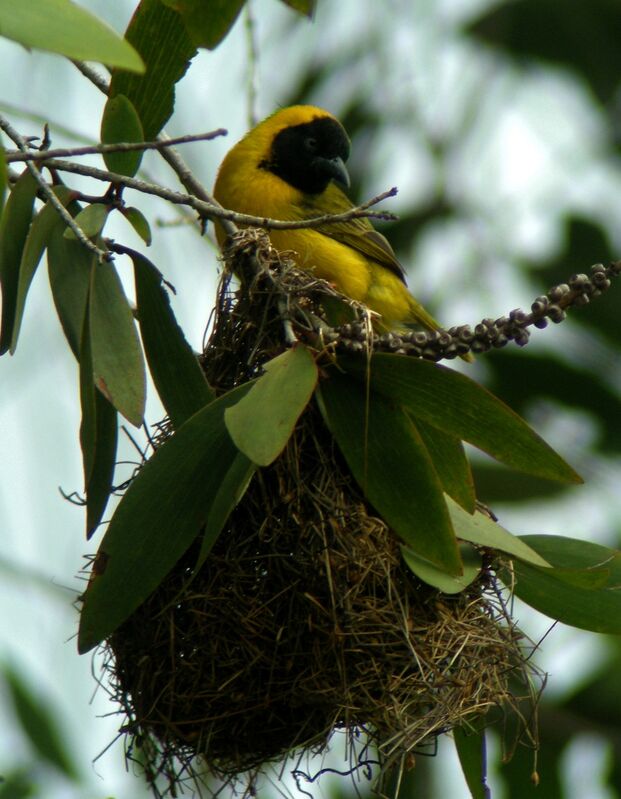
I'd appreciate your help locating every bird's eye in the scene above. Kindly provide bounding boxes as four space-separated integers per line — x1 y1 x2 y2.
304 136 318 152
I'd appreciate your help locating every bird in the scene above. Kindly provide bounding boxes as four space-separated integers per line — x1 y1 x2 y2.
213 104 457 340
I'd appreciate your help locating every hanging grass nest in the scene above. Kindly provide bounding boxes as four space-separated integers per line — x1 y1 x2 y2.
102 230 538 797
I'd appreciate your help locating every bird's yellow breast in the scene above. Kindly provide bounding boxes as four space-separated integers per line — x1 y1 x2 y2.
268 227 371 301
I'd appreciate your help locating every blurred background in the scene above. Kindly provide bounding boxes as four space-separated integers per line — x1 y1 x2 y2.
1 0 621 796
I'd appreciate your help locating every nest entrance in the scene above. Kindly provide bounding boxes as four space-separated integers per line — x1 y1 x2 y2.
102 231 538 797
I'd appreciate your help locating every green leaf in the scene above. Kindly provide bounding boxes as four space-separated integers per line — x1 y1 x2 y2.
0 170 37 355
317 369 461 575
10 185 74 353
504 535 621 633
279 0 316 16
63 203 109 239
77 383 253 653
132 252 213 420
528 565 610 591
225 346 318 466
0 0 144 72
3 663 79 781
124 206 152 245
446 496 550 567
342 353 582 484
89 259 146 426
132 249 213 428
519 535 621 580
100 94 144 177
454 722 490 799
109 0 196 140
47 220 94 359
401 541 481 594
79 306 118 539
197 451 256 568
162 0 246 49
415 418 475 512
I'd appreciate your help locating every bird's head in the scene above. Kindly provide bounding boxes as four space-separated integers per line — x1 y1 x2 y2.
255 105 351 194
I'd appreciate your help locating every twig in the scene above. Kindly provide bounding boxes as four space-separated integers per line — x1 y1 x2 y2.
36 158 398 229
70 59 110 94
154 134 240 235
0 113 110 262
4 130 228 163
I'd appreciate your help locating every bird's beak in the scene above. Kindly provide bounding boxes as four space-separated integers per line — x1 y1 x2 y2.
328 156 350 189
315 155 350 190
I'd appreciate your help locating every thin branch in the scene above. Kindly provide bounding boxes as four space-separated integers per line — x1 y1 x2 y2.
70 59 110 94
40 157 399 229
0 113 110 261
156 134 232 219
4 129 227 163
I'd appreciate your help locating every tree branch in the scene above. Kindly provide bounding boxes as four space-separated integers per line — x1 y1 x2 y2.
0 114 110 261
38 157 398 229
70 59 110 94
4 130 227 163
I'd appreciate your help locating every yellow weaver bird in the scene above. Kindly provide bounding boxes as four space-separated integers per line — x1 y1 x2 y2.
214 105 454 337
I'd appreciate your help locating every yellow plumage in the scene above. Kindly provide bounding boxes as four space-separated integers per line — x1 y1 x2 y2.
213 105 447 333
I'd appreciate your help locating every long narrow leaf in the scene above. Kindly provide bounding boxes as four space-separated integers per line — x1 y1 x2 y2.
47 222 93 359
0 171 37 354
505 535 621 633
78 382 253 653
109 0 196 140
79 306 118 539
342 353 582 484
10 186 74 353
317 370 461 575
89 259 146 426
132 249 213 427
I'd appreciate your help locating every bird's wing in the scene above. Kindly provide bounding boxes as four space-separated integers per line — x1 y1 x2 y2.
300 185 408 284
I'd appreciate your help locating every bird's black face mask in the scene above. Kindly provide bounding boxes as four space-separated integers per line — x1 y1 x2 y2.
262 116 351 195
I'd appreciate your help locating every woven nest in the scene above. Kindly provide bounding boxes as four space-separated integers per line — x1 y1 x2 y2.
102 230 538 797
